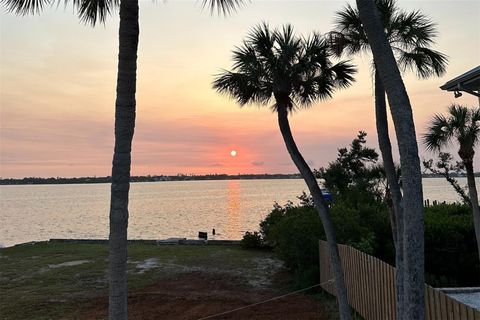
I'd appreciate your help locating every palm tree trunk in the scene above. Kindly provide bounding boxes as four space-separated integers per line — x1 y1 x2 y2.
374 71 404 319
464 160 480 259
356 1 425 319
108 1 139 319
277 106 351 320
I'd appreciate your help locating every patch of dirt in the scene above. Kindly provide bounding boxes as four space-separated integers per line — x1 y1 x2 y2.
48 260 91 268
135 258 159 274
39 260 92 273
79 271 330 320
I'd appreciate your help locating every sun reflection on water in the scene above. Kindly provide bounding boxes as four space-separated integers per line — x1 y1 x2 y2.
226 180 241 239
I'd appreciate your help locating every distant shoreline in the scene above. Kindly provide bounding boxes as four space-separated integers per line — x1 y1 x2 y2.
1 173 479 185
0 173 301 185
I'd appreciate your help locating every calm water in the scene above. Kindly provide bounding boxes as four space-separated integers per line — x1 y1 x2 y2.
0 178 478 247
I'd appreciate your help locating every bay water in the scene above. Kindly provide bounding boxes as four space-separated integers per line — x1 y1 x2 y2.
0 178 478 247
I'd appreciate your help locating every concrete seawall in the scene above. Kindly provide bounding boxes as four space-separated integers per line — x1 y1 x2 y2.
11 238 241 247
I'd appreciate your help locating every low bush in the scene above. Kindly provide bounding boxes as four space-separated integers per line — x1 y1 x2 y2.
240 231 264 249
424 204 479 286
250 199 478 288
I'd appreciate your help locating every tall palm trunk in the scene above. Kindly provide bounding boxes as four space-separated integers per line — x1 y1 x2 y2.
277 106 351 320
374 71 404 319
464 160 480 259
108 1 139 319
356 1 425 319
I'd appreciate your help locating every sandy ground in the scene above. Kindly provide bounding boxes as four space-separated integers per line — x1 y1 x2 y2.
80 271 330 320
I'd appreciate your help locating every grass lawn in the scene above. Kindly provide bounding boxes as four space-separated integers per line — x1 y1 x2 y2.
0 242 339 319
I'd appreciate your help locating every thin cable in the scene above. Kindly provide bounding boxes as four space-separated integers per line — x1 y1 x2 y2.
196 279 334 320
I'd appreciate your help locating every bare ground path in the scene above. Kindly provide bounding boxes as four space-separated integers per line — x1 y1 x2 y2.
80 271 330 320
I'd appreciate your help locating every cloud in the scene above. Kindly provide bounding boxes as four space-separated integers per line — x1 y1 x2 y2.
208 163 224 167
251 161 264 167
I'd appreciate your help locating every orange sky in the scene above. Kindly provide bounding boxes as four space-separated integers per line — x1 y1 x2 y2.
1 1 479 178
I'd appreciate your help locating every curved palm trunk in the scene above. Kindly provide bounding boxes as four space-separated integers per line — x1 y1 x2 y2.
108 1 139 319
464 160 480 259
277 106 351 320
357 1 425 319
374 71 404 319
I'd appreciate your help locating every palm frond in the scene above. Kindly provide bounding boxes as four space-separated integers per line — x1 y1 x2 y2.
1 0 50 15
293 75 334 107
232 42 261 72
2 0 118 25
471 107 480 122
374 0 397 30
201 0 245 15
274 24 301 67
329 60 357 89
73 0 119 25
468 107 480 148
396 47 448 78
333 0 446 84
292 33 328 76
424 113 453 151
425 104 480 161
247 22 277 68
332 3 368 56
391 9 437 48
213 71 272 106
448 104 468 129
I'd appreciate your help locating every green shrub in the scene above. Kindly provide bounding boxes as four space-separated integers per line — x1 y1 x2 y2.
270 206 322 271
425 202 471 216
424 204 479 286
259 202 288 246
254 198 477 288
240 231 264 249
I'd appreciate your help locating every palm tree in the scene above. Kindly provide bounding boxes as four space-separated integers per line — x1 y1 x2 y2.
424 104 480 259
332 0 447 245
213 23 356 320
333 1 447 318
355 0 426 319
2 1 241 319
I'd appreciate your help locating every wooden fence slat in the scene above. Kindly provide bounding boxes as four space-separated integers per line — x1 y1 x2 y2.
425 286 432 320
359 250 365 318
377 258 382 320
357 249 365 317
460 302 468 320
381 262 386 320
364 254 375 319
382 259 388 320
351 247 358 314
364 252 370 319
454 299 461 320
380 264 389 319
344 246 352 305
391 266 396 319
439 288 446 320
474 308 480 320
361 249 367 317
444 290 451 320
450 295 456 320
376 258 381 320
371 256 377 320
467 304 474 320
431 286 438 320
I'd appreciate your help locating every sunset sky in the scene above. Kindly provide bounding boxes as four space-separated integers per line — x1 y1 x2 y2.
1 0 479 178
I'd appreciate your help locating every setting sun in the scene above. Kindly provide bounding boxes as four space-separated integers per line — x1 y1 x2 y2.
230 150 237 157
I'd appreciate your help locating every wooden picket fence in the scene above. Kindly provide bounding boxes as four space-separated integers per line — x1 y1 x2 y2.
319 240 480 319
